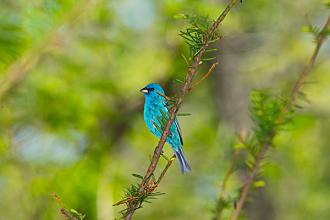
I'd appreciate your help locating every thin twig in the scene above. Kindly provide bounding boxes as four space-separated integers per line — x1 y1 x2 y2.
230 13 330 220
189 62 219 91
60 208 79 220
52 192 66 208
123 1 238 219
220 149 239 199
157 92 172 101
113 154 176 207
285 14 330 113
52 193 79 220
157 154 176 184
214 148 240 220
214 130 244 220
230 144 269 220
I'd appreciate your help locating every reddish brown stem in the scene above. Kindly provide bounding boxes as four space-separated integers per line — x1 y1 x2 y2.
60 208 79 220
52 193 80 220
113 154 176 207
230 144 269 220
214 149 240 220
189 62 219 91
157 155 176 184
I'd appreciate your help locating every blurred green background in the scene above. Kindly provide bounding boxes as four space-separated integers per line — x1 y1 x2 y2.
0 0 329 219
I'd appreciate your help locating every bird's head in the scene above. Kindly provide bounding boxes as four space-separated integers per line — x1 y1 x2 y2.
140 83 165 100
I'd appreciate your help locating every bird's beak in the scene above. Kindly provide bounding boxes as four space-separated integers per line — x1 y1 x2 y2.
140 87 148 94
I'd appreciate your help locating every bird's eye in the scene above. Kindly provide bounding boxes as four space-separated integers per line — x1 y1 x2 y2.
148 88 155 91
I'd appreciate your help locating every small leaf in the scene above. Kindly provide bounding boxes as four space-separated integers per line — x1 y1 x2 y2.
205 48 218 53
177 113 191 116
70 209 86 220
253 180 266 188
321 27 330 36
132 173 144 179
301 25 312 33
181 54 190 66
160 153 170 161
202 57 216 61
70 209 79 215
151 173 156 182
160 109 168 122
173 13 188 19
174 78 185 84
324 0 330 8
152 120 163 134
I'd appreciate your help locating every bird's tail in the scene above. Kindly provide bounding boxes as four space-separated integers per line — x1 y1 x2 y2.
174 147 191 174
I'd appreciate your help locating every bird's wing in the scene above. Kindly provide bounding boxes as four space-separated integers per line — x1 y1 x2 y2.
174 118 183 146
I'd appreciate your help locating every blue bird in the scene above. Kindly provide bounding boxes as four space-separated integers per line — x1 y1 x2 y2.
140 83 191 174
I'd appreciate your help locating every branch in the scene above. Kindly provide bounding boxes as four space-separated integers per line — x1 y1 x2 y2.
157 154 176 184
214 130 245 220
113 154 175 207
189 62 218 91
230 13 330 220
60 208 79 220
230 144 269 220
286 14 330 112
52 193 84 220
214 148 240 220
122 1 239 219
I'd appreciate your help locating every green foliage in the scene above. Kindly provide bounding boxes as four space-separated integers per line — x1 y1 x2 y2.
301 18 330 41
253 180 265 188
301 25 322 41
324 0 330 8
249 90 290 146
115 174 165 218
213 197 232 220
177 113 192 116
179 14 220 60
0 0 78 72
52 193 86 220
0 1 329 220
69 209 86 220
0 12 25 64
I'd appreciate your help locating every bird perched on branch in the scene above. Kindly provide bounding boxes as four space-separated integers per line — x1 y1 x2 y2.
140 83 191 174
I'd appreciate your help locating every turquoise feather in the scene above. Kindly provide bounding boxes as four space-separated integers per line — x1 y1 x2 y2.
140 83 191 174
